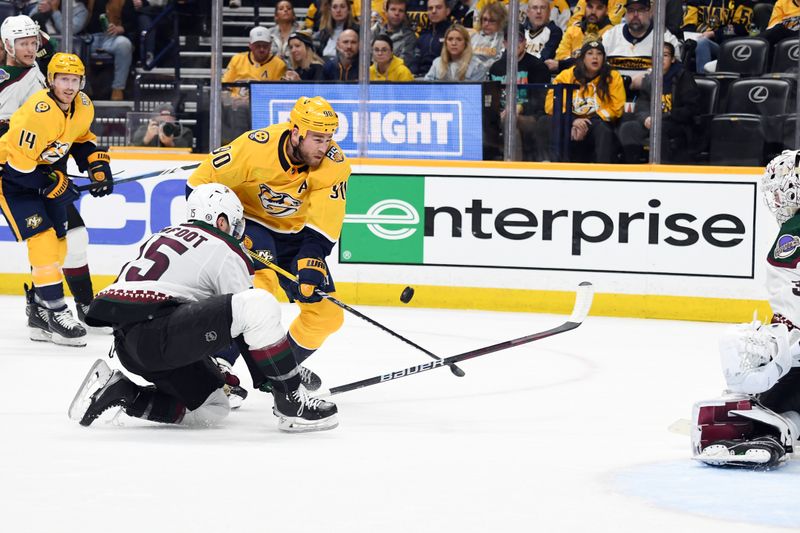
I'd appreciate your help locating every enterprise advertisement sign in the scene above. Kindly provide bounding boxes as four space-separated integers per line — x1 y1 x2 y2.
249 83 483 160
340 174 757 278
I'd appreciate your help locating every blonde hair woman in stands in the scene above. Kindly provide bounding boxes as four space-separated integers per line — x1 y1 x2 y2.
315 0 358 61
424 24 487 81
266 0 304 65
470 2 506 70
283 31 325 80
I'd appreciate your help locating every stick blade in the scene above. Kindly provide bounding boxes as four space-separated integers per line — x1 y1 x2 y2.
568 282 594 324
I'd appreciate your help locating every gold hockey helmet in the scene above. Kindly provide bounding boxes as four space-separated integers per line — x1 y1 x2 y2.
47 52 86 89
289 96 338 137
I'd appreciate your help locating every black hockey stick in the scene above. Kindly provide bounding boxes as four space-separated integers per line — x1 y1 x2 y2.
246 249 468 378
317 282 594 397
76 162 201 192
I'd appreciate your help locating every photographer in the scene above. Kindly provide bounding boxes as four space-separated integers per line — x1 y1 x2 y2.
132 104 193 148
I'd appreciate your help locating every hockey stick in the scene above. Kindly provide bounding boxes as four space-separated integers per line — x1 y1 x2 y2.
317 281 595 397
245 249 468 378
76 162 201 192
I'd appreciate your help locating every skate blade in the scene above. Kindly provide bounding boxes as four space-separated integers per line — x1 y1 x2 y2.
693 447 774 467
277 414 339 433
51 332 87 347
68 359 113 421
29 327 51 342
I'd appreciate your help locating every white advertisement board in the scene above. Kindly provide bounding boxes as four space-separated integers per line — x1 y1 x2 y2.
0 157 773 319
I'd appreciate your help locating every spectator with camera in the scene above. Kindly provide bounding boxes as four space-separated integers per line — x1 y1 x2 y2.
132 104 193 148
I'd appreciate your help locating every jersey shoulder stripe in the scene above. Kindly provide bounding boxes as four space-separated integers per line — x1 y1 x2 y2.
0 65 38 91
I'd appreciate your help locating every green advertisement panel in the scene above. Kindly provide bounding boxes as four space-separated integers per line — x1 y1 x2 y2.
340 175 424 264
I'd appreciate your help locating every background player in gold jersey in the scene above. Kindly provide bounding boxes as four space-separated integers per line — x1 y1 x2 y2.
188 96 350 391
0 53 113 346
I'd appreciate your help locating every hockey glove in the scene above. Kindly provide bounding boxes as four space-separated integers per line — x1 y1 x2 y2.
87 151 113 197
40 170 79 204
294 257 328 303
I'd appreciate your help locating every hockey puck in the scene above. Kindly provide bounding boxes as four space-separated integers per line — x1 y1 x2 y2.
400 286 415 304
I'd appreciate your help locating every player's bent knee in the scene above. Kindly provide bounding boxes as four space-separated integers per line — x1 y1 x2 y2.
230 288 284 348
181 388 230 427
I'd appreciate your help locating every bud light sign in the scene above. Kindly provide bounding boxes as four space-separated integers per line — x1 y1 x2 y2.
249 83 483 160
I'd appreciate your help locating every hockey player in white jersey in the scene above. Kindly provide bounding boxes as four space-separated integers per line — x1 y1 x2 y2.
0 15 51 131
692 150 800 468
68 184 338 432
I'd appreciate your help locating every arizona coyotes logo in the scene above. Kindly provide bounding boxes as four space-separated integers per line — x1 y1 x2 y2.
25 214 43 229
40 140 70 163
258 183 301 217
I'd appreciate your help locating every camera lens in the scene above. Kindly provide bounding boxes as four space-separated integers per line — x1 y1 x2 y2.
161 122 177 136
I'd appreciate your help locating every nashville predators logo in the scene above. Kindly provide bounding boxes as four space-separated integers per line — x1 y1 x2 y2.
248 130 270 144
34 102 50 113
573 95 599 116
254 249 273 262
41 140 70 163
258 184 301 217
25 214 43 229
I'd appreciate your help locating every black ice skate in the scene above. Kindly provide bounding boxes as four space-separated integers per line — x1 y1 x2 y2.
298 365 322 391
272 386 338 432
696 436 788 469
259 365 322 393
69 359 139 426
24 283 51 342
47 307 87 347
75 300 112 335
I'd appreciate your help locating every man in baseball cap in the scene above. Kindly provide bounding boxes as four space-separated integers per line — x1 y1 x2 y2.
221 26 288 142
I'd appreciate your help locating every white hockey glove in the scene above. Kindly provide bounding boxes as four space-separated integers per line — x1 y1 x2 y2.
719 321 792 394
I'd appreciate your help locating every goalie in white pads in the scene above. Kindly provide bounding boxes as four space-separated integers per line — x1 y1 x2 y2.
68 184 338 432
693 150 800 468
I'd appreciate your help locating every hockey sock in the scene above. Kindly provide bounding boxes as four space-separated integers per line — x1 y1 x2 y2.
63 265 94 305
249 336 302 393
288 333 316 365
126 386 187 424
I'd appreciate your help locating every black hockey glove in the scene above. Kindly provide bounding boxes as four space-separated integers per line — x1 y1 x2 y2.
87 151 113 197
291 257 328 303
40 170 79 205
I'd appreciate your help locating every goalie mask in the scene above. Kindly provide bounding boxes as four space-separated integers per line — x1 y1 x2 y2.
186 183 245 240
761 150 800 224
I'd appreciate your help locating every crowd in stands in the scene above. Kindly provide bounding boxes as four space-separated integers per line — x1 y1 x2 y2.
4 0 800 163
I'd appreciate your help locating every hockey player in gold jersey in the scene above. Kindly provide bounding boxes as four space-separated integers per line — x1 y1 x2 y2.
0 53 113 347
188 96 350 388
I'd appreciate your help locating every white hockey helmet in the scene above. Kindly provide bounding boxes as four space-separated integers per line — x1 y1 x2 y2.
761 150 800 224
186 183 245 240
1 15 40 60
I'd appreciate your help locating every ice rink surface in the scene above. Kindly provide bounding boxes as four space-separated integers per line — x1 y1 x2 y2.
1 292 799 532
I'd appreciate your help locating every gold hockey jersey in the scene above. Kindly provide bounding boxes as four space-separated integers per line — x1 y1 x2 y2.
0 88 96 175
188 123 351 245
